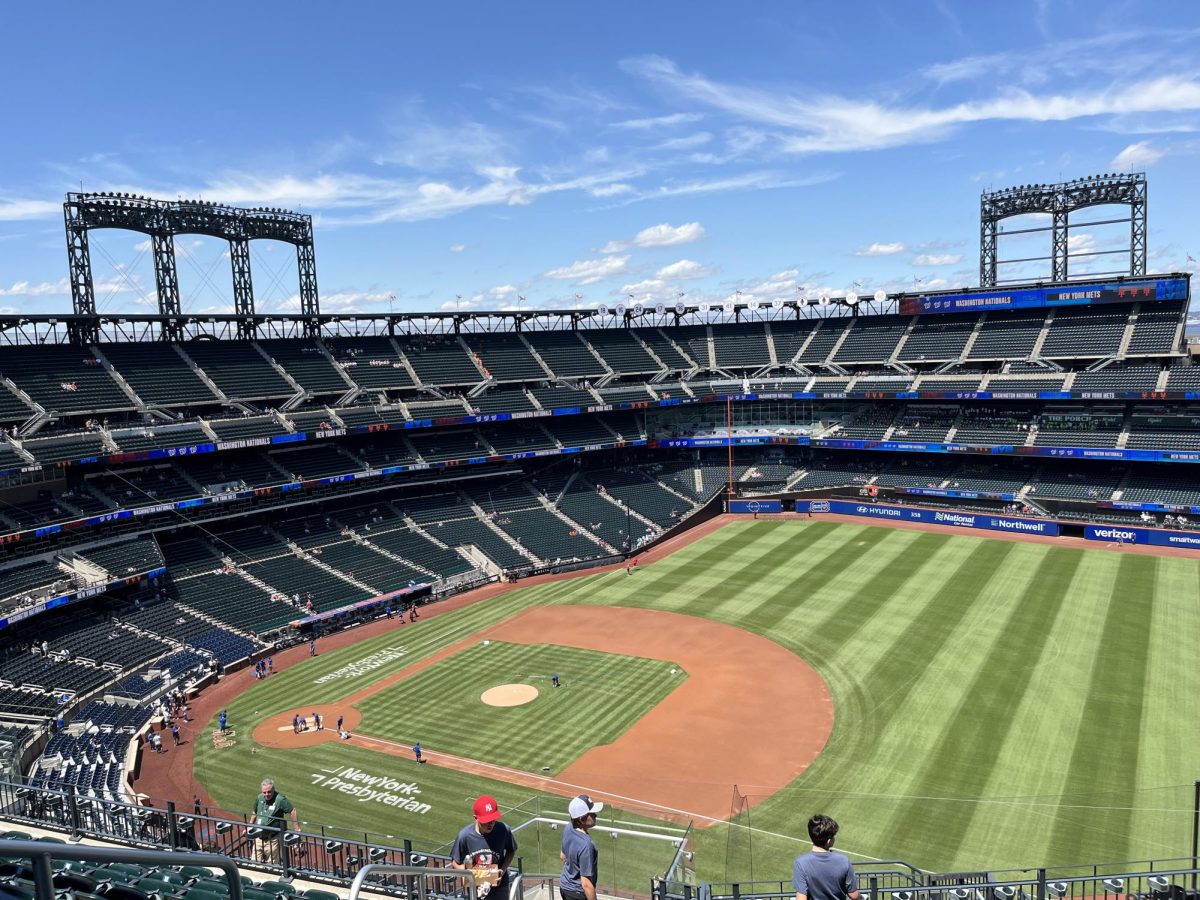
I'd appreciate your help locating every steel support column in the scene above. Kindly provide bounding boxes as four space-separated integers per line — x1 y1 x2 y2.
1051 209 1069 282
152 234 182 340
1130 179 1147 276
980 216 998 287
296 227 320 334
64 203 97 317
229 238 255 338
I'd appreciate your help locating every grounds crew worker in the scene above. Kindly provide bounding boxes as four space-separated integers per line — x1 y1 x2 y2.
560 795 603 900
251 777 298 864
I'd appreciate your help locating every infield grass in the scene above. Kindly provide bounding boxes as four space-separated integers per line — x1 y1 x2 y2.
356 641 684 773
194 519 1200 880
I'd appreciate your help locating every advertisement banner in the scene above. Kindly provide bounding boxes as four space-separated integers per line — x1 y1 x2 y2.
817 500 1060 536
729 499 782 514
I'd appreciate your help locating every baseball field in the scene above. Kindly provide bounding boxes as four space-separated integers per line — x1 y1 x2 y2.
191 518 1200 884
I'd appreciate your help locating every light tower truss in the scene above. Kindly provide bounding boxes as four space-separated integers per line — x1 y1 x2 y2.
979 173 1147 287
63 193 320 340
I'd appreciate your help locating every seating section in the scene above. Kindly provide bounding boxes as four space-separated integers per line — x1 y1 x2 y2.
181 342 293 399
889 406 957 442
407 430 483 463
259 340 349 394
798 320 849 363
406 398 469 420
74 537 164 578
1165 362 1200 391
110 424 209 453
206 416 287 442
1031 412 1123 448
767 320 820 365
1126 300 1184 355
916 376 983 393
968 310 1046 359
712 323 771 370
1027 466 1124 501
587 329 661 374
396 334 481 386
585 469 688 529
1121 470 1200 506
1071 365 1161 393
664 326 712 370
0 559 71 604
463 333 547 382
949 406 1037 446
471 388 537 414
1040 306 1130 358
532 385 596 410
0 346 132 413
99 343 217 406
0 385 33 424
271 445 362 480
899 316 975 361
327 337 416 392
524 332 606 379
986 377 1065 393
632 329 693 371
490 506 605 563
834 316 909 362
22 433 109 465
1125 413 1200 450
429 516 529 569
481 423 557 454
836 405 896 440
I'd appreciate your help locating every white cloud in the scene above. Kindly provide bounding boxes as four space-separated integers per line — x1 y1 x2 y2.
449 243 466 253
612 171 838 206
656 259 713 280
489 284 517 299
439 293 487 311
854 242 906 257
610 112 704 130
0 278 71 297
601 222 705 253
589 183 634 197
275 290 392 313
543 255 629 285
1111 140 1167 171
653 132 713 151
912 253 962 266
621 278 665 297
623 55 1200 154
0 198 61 221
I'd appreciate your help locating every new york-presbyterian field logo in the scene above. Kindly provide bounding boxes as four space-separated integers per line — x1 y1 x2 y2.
311 766 431 814
313 646 406 684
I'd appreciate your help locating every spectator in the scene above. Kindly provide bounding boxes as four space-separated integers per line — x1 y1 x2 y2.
793 814 859 900
559 795 603 900
251 777 298 864
450 795 517 900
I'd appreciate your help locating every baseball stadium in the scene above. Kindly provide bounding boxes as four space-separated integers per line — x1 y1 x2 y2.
0 174 1198 900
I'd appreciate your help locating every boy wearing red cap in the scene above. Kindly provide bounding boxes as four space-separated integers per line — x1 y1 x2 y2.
451 795 518 900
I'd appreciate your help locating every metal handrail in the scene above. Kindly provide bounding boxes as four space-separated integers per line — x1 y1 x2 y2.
348 863 495 900
0 837 244 900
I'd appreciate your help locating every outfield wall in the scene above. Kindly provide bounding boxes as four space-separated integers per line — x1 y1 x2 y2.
794 499 1060 536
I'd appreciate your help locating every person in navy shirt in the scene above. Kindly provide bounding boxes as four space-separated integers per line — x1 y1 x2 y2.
560 795 603 900
451 795 517 900
793 814 859 900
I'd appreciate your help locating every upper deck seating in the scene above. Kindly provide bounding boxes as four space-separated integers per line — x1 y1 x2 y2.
0 385 33 424
712 323 771 370
586 329 661 374
898 316 975 362
491 506 605 563
524 331 606 379
632 329 693 371
182 341 293 400
967 310 1046 360
0 346 132 413
463 333 547 382
1126 299 1185 355
662 326 712 369
1071 364 1161 393
22 433 108 465
532 385 596 410
396 334 482 386
109 424 209 453
259 339 349 394
74 536 164 578
767 320 820 365
471 387 537 414
99 343 217 406
407 429 483 463
206 416 288 442
1040 306 1130 358
327 337 416 392
833 316 909 363
798 320 850 364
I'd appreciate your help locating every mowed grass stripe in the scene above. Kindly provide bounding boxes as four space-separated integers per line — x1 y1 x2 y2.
1047 553 1158 863
881 547 1083 863
730 525 897 632
355 641 680 774
625 522 778 601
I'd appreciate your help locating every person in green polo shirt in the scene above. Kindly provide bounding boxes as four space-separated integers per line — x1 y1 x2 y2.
252 777 298 864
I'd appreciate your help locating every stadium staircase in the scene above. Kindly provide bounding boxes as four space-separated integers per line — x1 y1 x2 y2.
889 316 918 362
957 313 986 361
89 346 146 410
1028 310 1054 359
172 344 229 404
1117 307 1138 357
539 493 617 555
353 530 438 580
279 536 381 596
466 500 543 566
516 334 557 380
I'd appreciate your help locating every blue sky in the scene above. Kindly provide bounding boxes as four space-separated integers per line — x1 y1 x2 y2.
1 1 1199 316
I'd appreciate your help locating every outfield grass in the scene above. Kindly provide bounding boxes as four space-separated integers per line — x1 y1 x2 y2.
195 520 1200 880
355 641 684 773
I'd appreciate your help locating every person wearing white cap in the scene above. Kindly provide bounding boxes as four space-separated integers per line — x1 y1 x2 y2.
559 795 604 900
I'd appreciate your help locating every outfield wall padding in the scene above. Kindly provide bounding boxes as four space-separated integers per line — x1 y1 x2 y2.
799 499 1061 536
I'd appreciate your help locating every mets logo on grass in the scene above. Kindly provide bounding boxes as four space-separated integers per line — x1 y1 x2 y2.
313 646 406 684
311 766 431 814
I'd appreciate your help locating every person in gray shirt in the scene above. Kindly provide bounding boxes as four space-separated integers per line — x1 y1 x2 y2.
793 814 859 900
560 795 604 900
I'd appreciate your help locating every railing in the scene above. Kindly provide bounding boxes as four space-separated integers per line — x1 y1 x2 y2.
704 863 1200 900
0 837 243 900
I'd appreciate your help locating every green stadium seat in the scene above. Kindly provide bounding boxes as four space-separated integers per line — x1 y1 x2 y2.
258 882 297 896
300 890 341 900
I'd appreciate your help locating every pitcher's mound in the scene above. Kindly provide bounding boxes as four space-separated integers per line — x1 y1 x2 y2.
481 684 539 707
